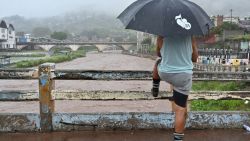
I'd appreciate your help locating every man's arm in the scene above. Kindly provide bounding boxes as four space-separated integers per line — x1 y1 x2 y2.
156 36 163 57
192 37 198 62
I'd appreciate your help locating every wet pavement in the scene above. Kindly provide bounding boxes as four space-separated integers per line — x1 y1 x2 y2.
0 129 249 141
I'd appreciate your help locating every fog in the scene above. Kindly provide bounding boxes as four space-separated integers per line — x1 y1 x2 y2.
1 0 250 18
192 0 250 17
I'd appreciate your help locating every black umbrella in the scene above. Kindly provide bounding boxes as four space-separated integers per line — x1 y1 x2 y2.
118 0 214 36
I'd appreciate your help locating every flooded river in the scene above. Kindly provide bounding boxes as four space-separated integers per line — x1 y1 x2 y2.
0 52 172 113
0 52 170 91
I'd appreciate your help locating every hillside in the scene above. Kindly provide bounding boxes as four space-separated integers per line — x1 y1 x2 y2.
1 11 136 41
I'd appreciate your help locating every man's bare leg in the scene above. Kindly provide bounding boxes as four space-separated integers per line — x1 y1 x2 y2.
173 103 187 133
172 90 189 141
153 61 160 80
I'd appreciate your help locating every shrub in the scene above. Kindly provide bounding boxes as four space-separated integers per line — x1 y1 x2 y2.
15 50 85 68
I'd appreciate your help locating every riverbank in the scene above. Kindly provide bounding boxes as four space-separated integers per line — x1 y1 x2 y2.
13 50 85 68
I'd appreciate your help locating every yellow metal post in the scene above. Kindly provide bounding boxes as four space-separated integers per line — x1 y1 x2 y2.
39 63 55 132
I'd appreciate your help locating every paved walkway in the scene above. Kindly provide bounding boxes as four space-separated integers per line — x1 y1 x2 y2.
0 130 249 141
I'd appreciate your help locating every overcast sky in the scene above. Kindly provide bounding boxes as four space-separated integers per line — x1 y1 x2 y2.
0 0 250 18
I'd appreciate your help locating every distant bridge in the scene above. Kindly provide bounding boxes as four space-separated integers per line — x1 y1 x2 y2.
16 42 137 52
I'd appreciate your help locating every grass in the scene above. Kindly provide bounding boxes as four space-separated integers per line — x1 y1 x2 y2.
191 100 250 111
192 81 247 91
191 81 250 111
13 46 97 68
15 50 85 68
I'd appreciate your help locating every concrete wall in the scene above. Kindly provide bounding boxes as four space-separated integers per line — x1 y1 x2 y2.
0 112 249 132
0 113 40 132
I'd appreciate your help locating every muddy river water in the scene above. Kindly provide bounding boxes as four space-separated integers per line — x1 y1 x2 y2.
0 52 170 91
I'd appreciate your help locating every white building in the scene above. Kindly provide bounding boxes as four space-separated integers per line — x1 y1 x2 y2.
0 20 16 49
16 33 31 43
211 15 240 27
223 17 240 24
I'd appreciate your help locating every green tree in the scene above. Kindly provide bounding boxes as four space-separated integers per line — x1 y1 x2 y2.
211 22 241 35
141 38 152 45
51 32 68 40
32 27 51 37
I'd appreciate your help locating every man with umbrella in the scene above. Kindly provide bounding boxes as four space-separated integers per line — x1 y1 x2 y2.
118 0 213 140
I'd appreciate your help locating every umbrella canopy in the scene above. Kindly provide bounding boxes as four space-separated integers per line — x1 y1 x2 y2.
118 0 214 36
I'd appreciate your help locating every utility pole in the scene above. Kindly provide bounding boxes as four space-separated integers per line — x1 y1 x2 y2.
230 9 233 24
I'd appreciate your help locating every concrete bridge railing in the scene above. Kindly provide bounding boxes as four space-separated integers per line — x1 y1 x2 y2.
17 42 137 46
16 42 137 52
0 63 250 132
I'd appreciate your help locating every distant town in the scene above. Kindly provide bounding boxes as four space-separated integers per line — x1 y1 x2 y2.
0 14 250 67
0 14 249 46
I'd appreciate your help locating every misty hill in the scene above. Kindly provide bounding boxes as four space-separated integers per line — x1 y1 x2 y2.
1 11 136 41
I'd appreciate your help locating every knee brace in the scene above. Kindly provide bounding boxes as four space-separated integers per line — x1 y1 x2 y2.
173 90 188 108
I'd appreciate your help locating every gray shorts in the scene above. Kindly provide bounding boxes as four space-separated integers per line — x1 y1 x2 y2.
159 72 192 95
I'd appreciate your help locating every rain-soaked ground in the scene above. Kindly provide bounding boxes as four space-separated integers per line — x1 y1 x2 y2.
0 130 250 141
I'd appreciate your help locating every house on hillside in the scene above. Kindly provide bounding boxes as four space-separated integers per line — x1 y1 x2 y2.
211 15 240 27
223 30 245 41
225 35 250 61
16 32 31 43
137 32 156 51
0 20 16 49
238 19 250 32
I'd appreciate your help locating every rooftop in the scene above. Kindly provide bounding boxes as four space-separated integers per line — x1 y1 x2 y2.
0 20 7 28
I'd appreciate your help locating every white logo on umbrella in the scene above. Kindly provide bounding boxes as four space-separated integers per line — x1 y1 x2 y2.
175 14 191 30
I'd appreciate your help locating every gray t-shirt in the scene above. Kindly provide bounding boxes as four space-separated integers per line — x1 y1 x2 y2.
158 36 193 74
